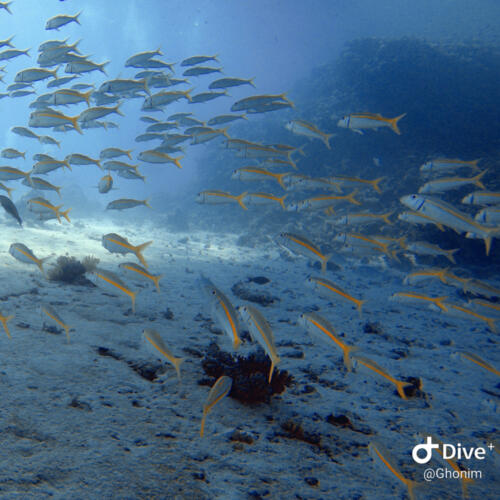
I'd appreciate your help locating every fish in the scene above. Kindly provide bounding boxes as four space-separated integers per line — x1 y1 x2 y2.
39 135 60 147
119 262 162 292
146 122 179 133
332 233 391 258
326 175 384 193
191 127 229 145
286 176 340 191
0 48 30 61
276 233 331 272
295 192 361 211
432 301 497 332
15 67 58 83
0 311 13 338
125 49 163 67
47 75 78 88
462 191 500 206
337 112 406 135
137 150 182 168
237 305 280 383
242 192 287 210
209 77 255 89
190 90 228 103
0 182 13 198
78 104 123 123
66 153 101 169
368 441 418 500
116 168 146 182
32 159 70 175
196 190 247 210
27 197 71 223
397 211 445 231
389 292 448 312
98 174 113 193
403 268 448 286
352 354 413 400
201 276 242 350
418 170 486 194
299 312 357 371
0 35 13 47
65 60 109 75
142 89 192 108
306 276 365 313
0 2 11 14
475 208 500 224
1 148 25 160
0 195 22 226
45 11 81 30
41 304 72 343
420 158 480 174
230 93 293 112
460 351 500 377
102 160 139 173
181 54 219 66
11 126 40 140
91 268 138 312
200 375 232 438
106 198 151 210
29 109 82 134
22 176 62 197
207 114 247 126
9 243 49 275
100 148 132 160
0 166 31 181
143 328 184 380
231 167 291 190
329 212 393 227
102 233 152 268
285 119 334 149
405 241 459 264
182 66 222 77
47 88 93 106
400 194 499 255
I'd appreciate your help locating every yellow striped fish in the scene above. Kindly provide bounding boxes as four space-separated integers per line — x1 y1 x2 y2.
200 375 232 437
275 233 331 273
143 328 185 380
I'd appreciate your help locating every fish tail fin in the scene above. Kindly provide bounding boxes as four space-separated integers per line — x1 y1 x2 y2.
173 357 185 381
222 127 230 138
134 240 153 268
357 299 365 316
96 159 103 170
125 149 133 159
321 254 332 273
73 10 82 24
173 156 183 169
1 315 14 338
64 160 72 171
233 336 242 350
277 173 289 190
54 204 63 223
20 151 26 159
152 274 162 293
382 211 393 224
435 296 448 312
279 194 288 210
114 103 124 116
395 380 413 400
6 35 14 47
52 65 59 79
4 2 12 14
129 290 137 313
61 208 71 223
143 198 152 209
486 317 497 333
200 412 207 437
268 356 280 383
372 177 385 193
446 248 459 264
71 115 83 134
473 169 487 189
344 345 359 372
83 89 92 106
184 89 193 102
236 192 247 210
347 190 361 205
24 48 30 57
143 78 151 96
324 133 334 149
38 256 51 276
249 77 256 88
55 186 62 198
99 61 110 75
484 235 492 256
63 324 71 343
390 113 406 135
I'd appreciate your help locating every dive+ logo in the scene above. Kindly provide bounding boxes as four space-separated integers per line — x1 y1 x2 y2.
412 436 493 464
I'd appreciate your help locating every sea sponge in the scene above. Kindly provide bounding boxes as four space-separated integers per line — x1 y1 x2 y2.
47 255 99 285
200 342 293 405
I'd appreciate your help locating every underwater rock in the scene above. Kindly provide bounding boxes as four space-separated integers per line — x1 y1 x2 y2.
48 255 98 286
200 342 293 405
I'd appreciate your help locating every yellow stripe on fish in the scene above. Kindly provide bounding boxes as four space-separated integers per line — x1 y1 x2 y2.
41 304 72 343
353 354 413 400
143 328 185 380
306 276 365 313
196 190 247 210
102 233 152 268
299 312 357 371
92 268 138 313
460 351 500 377
276 232 331 273
0 311 14 338
119 262 162 292
200 375 232 437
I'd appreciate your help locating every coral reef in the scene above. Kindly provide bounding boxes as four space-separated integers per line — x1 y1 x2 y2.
47 255 99 285
200 342 293 405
